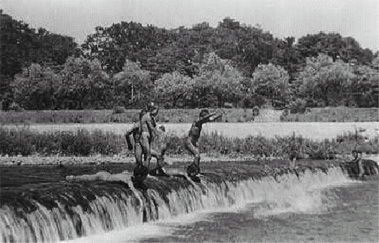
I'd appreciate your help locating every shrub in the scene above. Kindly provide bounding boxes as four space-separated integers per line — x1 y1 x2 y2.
252 106 260 117
8 102 24 112
289 98 307 114
113 106 126 114
90 129 122 155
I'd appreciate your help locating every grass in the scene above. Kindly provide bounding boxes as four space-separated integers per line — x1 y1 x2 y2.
1 107 377 124
0 127 124 156
1 126 377 159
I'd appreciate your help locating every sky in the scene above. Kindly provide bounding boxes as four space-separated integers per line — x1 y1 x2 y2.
1 0 378 51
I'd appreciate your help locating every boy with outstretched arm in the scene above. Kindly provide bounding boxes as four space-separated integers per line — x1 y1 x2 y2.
185 109 222 180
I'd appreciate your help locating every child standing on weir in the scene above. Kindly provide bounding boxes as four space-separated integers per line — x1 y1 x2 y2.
185 109 222 180
127 102 159 182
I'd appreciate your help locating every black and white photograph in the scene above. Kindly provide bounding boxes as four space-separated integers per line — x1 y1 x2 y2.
0 0 378 242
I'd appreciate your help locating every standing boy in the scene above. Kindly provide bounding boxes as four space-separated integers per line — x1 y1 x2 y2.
139 102 159 172
149 125 169 176
125 109 148 182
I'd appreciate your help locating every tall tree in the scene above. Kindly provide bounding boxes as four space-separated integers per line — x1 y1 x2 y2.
82 22 173 74
155 72 194 108
56 56 105 109
296 54 356 107
271 36 303 80
192 52 244 107
296 32 373 65
351 65 379 107
112 60 152 108
251 63 291 108
12 64 59 109
0 11 77 108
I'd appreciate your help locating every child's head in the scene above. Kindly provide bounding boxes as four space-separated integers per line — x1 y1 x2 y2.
199 109 209 118
158 125 166 132
147 102 159 116
352 149 362 159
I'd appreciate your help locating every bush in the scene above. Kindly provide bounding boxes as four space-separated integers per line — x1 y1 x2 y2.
0 126 35 155
289 98 307 114
113 106 126 114
252 106 260 117
8 102 24 112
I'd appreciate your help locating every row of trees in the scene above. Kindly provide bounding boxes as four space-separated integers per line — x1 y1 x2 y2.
1 12 378 110
11 52 378 110
0 11 78 107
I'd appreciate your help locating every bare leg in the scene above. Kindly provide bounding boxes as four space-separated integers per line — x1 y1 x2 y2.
158 146 167 168
140 132 152 169
185 139 200 176
133 142 149 181
357 158 365 178
134 142 143 165
150 148 160 165
289 157 296 169
149 147 169 176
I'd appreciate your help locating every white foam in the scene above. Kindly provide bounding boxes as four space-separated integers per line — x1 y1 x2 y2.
62 223 172 243
251 169 358 218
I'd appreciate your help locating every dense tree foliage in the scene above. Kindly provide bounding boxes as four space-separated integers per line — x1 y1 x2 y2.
1 12 378 110
0 11 77 109
155 72 194 108
112 60 152 108
296 32 373 65
351 64 379 107
251 63 291 108
12 64 58 109
296 54 356 107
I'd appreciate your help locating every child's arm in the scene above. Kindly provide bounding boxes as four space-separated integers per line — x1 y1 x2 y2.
199 111 223 124
209 113 222 121
146 115 158 137
125 123 139 137
198 112 217 124
125 124 138 150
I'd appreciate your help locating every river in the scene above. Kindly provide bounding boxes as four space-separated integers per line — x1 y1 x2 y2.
60 168 378 243
140 179 378 242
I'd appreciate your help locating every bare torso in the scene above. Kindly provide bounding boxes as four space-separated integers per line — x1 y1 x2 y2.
140 113 154 135
188 121 202 145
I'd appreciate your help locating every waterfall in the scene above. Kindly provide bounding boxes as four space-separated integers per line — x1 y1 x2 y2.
0 166 353 243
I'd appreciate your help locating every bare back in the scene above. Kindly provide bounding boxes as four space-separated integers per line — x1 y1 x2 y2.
188 120 203 144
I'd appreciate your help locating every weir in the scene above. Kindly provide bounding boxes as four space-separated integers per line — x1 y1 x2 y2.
0 162 376 243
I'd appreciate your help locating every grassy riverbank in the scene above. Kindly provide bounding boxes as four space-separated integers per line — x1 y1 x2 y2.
1 126 377 162
0 107 378 124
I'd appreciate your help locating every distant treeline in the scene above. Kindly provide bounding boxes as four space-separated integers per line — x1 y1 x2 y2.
1 11 378 111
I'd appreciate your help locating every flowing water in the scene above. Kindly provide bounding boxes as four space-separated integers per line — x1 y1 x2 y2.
1 164 377 242
140 176 378 242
